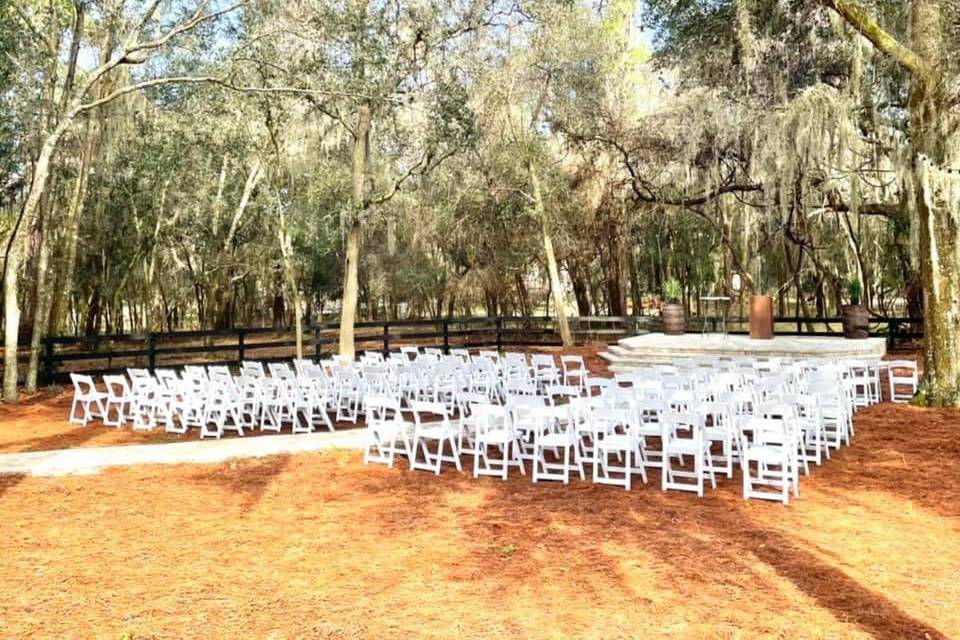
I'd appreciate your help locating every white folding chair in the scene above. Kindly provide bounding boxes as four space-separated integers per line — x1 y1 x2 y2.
241 361 266 378
68 374 107 426
560 354 589 391
698 401 737 478
363 395 413 467
887 360 919 403
409 401 462 475
102 374 134 427
527 405 585 484
661 412 716 497
201 378 244 439
591 407 648 490
740 417 795 505
473 404 525 480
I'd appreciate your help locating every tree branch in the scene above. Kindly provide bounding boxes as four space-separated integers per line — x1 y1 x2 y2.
638 183 764 207
72 76 382 117
819 0 934 81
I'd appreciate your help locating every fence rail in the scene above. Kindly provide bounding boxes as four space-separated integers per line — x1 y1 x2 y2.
0 314 923 385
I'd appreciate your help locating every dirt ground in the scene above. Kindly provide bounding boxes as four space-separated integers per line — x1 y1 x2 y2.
0 416 958 636
1 347 956 639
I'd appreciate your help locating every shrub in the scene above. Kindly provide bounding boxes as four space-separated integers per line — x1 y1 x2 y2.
846 278 863 305
663 279 682 303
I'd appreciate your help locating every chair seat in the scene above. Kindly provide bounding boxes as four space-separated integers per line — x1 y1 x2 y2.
596 434 633 451
416 424 454 440
371 421 413 436
538 432 574 447
663 440 701 455
703 427 730 439
745 445 788 464
477 429 513 445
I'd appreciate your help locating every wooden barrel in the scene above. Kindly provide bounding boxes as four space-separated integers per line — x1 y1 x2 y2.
750 295 774 340
661 303 686 335
843 305 870 339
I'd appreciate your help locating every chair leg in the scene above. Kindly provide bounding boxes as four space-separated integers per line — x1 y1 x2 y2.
624 449 631 491
473 447 481 479
696 454 704 498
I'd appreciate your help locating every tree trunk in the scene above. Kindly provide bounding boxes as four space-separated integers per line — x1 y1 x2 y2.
909 1 959 405
25 216 54 392
628 249 643 315
338 104 372 362
3 125 69 401
569 261 592 316
527 161 573 346
277 193 303 360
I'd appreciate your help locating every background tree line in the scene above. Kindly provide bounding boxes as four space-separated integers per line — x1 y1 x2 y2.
1 0 958 403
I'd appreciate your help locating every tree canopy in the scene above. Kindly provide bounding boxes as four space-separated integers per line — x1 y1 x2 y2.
1 0 958 404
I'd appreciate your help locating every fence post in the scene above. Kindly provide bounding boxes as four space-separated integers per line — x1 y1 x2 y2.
442 319 450 354
147 333 157 372
887 320 899 350
42 337 55 386
314 327 322 361
495 317 503 352
382 322 390 356
237 329 245 364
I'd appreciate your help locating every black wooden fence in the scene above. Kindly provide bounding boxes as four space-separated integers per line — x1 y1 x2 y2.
11 314 923 385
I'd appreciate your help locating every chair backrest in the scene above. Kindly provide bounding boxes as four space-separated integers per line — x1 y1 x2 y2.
411 400 449 425
267 362 294 379
661 411 705 444
506 393 547 409
366 395 403 422
504 378 537 396
544 384 580 404
70 373 96 395
744 417 790 447
586 407 631 435
293 358 314 376
477 350 500 364
888 360 918 381
634 399 666 424
586 377 611 396
697 401 734 428
103 374 131 399
457 392 488 414
530 353 556 370
241 361 266 378
127 368 152 383
757 400 798 421
154 368 180 390
207 364 231 377
472 403 509 435
183 365 208 382
560 354 586 372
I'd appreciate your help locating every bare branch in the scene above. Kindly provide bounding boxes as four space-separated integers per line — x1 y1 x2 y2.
365 148 459 208
71 76 384 117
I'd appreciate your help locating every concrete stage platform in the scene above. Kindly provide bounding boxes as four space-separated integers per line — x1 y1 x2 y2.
600 333 887 372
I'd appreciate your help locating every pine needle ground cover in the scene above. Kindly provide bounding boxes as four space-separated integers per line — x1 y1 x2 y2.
0 397 957 638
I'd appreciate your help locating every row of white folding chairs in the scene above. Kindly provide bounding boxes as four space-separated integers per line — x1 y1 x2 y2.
361 362 856 504
364 393 735 496
69 364 337 438
337 350 592 419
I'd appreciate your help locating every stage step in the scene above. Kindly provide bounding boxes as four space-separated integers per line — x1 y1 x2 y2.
599 333 886 372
